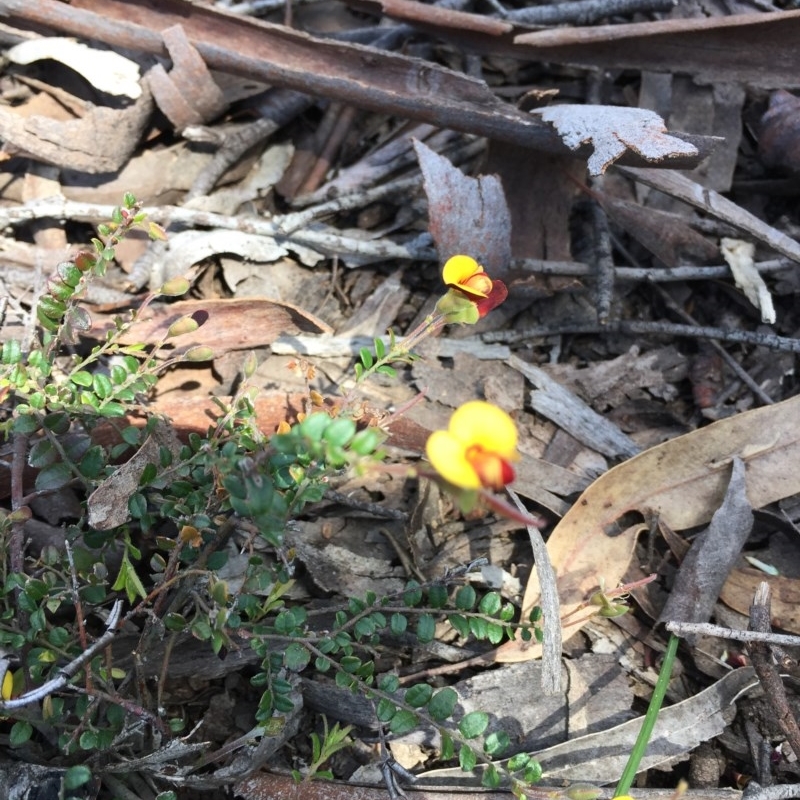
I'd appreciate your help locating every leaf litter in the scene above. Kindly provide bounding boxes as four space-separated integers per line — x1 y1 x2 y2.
1 0 800 798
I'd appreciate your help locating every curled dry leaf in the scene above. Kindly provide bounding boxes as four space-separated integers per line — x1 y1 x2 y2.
531 105 698 176
495 393 800 662
7 37 142 98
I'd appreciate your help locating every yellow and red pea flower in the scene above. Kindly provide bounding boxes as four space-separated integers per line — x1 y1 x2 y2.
425 400 518 491
440 255 508 318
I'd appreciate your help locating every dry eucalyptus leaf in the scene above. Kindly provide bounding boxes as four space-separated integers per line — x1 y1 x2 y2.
413 139 512 273
721 569 800 634
506 667 756 783
7 37 142 99
721 237 776 323
495 393 800 663
532 105 698 176
92 297 332 355
87 421 182 530
161 229 291 274
657 458 754 640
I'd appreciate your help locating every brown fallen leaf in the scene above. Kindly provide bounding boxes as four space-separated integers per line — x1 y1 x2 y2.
657 458 753 641
90 297 332 356
495 393 800 662
720 569 800 635
87 419 182 530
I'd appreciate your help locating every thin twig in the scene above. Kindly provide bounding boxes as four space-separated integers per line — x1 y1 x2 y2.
666 621 800 647
647 281 774 405
748 582 800 759
0 601 123 710
589 199 614 324
483 319 800 353
506 487 561 695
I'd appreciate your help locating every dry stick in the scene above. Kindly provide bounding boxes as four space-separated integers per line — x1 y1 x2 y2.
589 200 615 324
748 582 800 759
506 487 561 695
513 257 793 281
503 0 676 24
483 319 800 352
0 600 123 710
647 280 774 406
297 105 359 197
743 785 800 800
666 621 800 647
609 233 776 406
0 196 436 266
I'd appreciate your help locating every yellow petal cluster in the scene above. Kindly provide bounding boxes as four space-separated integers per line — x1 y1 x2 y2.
426 401 518 490
442 255 493 298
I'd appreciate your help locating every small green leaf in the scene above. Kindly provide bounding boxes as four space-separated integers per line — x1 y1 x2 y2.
359 347 374 369
388 709 418 736
447 614 470 639
323 418 356 448
523 761 544 784
469 617 489 640
459 711 489 739
79 446 105 479
455 585 477 611
376 365 397 378
28 439 57 468
284 642 310 671
416 613 435 643
374 337 386 359
390 613 408 635
63 765 92 790
379 674 400 693
35 463 72 492
507 753 531 771
404 684 433 707
376 698 396 721
10 720 33 746
92 373 113 399
458 745 477 772
479 592 502 616
486 622 504 644
441 731 455 760
70 370 93 387
484 731 510 756
482 764 501 788
2 338 21 364
428 584 449 608
403 581 423 607
428 687 457 721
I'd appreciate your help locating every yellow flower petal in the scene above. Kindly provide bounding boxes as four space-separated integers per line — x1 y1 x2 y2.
449 401 518 460
1 668 13 700
442 255 480 285
426 429 482 489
